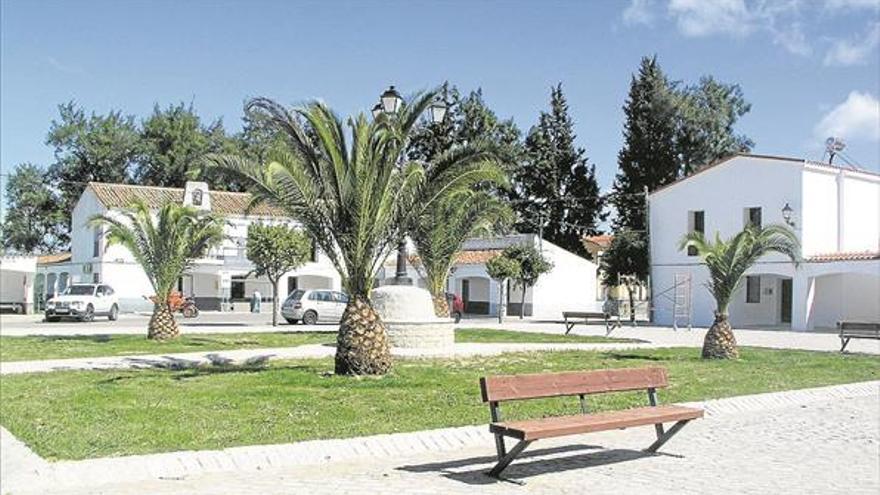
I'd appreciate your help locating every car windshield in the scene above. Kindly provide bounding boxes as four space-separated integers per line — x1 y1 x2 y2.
64 285 95 296
286 290 305 302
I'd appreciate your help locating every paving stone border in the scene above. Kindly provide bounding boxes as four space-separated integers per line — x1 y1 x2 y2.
2 380 877 493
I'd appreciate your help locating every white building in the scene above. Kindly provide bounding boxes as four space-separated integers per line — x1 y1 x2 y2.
649 154 880 331
0 254 37 313
37 181 341 312
379 234 600 319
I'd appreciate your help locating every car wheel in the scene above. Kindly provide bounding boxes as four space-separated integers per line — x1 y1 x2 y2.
108 304 119 321
81 304 95 322
302 310 318 325
285 318 300 325
453 311 462 323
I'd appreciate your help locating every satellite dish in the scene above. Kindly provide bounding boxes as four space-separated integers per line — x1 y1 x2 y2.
825 137 846 153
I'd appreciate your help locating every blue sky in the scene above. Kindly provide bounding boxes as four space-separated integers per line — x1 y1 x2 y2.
2 0 879 204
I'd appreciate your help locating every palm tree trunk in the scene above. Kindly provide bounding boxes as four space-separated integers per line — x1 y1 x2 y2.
335 295 392 375
148 303 179 340
431 293 450 318
702 312 739 359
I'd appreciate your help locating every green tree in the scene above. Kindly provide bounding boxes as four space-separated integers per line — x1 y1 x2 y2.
136 103 238 188
412 189 513 317
89 200 226 340
207 91 503 375
408 84 522 166
47 102 141 229
501 244 553 319
485 255 520 324
675 76 753 175
513 84 605 257
598 231 648 322
246 223 312 326
1 163 67 253
679 225 799 359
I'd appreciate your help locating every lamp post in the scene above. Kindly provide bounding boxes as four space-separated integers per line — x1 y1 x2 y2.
375 85 446 285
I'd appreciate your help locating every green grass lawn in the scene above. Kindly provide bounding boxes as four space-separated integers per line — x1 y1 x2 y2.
0 329 627 362
1 347 876 460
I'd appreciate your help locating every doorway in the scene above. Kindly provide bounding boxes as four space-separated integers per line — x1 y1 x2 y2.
461 279 470 313
780 278 793 324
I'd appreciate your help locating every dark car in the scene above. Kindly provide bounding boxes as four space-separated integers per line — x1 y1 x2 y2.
446 292 464 323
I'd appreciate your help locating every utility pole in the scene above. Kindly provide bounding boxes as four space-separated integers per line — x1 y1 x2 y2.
643 185 653 323
537 211 544 252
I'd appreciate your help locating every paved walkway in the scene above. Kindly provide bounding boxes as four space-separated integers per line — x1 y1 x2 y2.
4 381 878 494
0 342 654 375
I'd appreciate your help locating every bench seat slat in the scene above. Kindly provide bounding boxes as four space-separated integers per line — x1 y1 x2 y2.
490 405 703 441
481 367 668 402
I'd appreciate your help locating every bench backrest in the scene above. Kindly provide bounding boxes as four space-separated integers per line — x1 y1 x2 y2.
838 321 880 331
480 367 668 403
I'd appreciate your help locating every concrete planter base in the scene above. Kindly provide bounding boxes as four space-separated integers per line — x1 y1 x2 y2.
384 320 455 348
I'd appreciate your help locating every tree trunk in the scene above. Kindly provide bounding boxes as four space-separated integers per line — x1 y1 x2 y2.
148 303 179 340
271 278 278 327
702 312 739 359
519 284 526 319
432 293 450 318
497 280 506 324
335 295 392 375
627 285 636 323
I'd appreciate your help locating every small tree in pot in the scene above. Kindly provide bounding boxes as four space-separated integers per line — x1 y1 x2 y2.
246 223 312 326
679 225 799 359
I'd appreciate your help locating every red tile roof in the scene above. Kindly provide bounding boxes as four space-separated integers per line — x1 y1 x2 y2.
87 182 287 218
455 250 502 265
582 234 613 249
807 251 880 262
36 252 72 264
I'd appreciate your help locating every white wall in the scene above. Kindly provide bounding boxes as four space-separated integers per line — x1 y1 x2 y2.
801 168 839 256
811 273 880 329
841 173 880 253
531 241 599 319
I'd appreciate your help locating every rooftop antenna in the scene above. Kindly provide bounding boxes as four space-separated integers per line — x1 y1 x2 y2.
825 137 845 165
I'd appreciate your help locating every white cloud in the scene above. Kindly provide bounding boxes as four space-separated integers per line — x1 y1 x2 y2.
824 0 880 11
772 23 812 56
814 91 880 142
823 23 880 66
623 0 656 26
668 0 754 37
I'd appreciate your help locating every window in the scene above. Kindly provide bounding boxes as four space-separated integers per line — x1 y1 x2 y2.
93 227 102 258
744 207 762 228
103 286 114 296
92 272 101 284
96 286 105 296
746 276 761 303
310 240 319 263
334 292 349 303
687 210 705 256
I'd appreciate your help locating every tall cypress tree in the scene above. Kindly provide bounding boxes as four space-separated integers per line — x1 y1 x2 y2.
606 56 679 282
514 84 604 257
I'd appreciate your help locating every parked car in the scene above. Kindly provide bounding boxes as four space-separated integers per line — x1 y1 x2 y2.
281 289 349 325
45 284 119 322
446 292 464 323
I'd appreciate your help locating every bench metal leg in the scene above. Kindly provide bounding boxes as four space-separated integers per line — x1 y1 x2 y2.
493 434 506 459
564 319 573 335
645 420 690 453
840 337 850 352
488 439 532 477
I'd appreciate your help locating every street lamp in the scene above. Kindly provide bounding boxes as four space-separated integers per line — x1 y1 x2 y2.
781 202 795 227
378 85 446 285
380 85 403 114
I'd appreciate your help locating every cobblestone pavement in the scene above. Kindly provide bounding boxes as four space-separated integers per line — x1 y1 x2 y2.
9 385 879 495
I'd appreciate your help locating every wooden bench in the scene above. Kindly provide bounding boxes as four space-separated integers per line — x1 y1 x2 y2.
838 321 880 352
479 367 703 477
562 311 615 334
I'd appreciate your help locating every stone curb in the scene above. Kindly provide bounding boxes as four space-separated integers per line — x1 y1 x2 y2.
2 380 877 493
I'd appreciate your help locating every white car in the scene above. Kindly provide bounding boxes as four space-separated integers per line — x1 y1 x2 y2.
281 289 349 325
45 284 120 322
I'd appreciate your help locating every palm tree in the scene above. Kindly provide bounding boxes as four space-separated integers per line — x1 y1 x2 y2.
679 224 799 359
412 188 512 317
204 92 503 375
89 200 226 340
